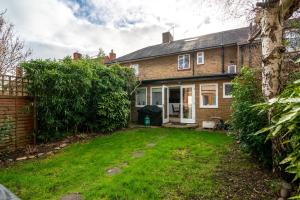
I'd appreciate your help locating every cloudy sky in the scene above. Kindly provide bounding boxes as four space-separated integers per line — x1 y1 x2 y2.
1 0 250 59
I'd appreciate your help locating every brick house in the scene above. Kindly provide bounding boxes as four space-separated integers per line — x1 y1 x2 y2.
108 27 263 127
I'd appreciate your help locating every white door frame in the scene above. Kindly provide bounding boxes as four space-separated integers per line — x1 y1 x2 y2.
180 84 196 123
162 85 169 123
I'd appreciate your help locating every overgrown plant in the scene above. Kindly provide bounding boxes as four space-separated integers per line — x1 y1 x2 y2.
230 66 272 166
0 116 13 141
256 79 300 198
22 58 136 142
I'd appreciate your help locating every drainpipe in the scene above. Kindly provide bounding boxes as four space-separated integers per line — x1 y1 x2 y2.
221 46 225 73
221 32 225 73
192 52 195 76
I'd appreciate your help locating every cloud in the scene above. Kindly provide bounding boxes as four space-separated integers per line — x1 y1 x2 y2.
1 0 248 59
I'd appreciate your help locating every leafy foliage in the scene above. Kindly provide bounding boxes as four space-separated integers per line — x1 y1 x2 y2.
230 67 272 166
256 79 300 197
21 58 136 142
98 91 130 132
0 116 13 141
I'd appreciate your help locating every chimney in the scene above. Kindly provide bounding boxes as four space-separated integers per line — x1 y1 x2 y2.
16 66 23 77
73 52 82 60
162 32 173 43
109 49 116 60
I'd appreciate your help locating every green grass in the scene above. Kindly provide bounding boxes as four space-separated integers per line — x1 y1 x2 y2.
0 128 232 200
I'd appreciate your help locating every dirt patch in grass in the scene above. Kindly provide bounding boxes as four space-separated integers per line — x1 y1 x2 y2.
213 144 282 200
0 133 102 167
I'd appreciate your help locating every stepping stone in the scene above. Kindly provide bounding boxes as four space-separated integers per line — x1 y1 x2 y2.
146 143 156 147
107 167 122 176
119 162 128 168
132 151 144 158
60 193 82 200
16 156 27 161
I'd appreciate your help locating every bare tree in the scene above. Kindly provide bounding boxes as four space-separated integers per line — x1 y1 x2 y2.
253 0 300 99
212 0 299 99
0 10 31 75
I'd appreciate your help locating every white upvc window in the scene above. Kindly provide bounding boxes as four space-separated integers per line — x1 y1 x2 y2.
223 82 233 98
178 54 190 70
228 64 237 74
150 87 162 107
200 83 218 108
197 51 205 64
135 87 147 107
130 64 139 76
284 30 300 52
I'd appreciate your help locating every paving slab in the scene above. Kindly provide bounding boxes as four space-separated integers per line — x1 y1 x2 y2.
132 151 145 158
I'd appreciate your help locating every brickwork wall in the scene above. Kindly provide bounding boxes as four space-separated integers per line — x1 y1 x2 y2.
131 78 233 127
125 45 241 80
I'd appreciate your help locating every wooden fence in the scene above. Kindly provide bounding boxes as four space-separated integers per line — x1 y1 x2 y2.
0 74 34 152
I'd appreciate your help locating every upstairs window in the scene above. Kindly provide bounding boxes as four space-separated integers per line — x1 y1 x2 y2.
284 31 300 52
197 52 205 64
228 64 236 74
200 84 218 108
130 64 139 76
223 83 233 98
178 54 190 70
136 87 147 107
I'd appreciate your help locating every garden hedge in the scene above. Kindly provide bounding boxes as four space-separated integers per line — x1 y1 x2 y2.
21 57 136 142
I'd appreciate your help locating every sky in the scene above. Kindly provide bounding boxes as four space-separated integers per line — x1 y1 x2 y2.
1 0 249 59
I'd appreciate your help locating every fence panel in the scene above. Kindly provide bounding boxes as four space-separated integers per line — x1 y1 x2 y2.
0 75 34 152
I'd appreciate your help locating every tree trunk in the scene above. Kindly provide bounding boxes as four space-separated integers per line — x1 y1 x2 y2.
260 4 284 100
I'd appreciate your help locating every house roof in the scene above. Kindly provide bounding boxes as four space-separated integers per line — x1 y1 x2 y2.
112 27 250 63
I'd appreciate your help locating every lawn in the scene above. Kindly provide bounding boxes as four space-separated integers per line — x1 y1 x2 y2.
0 128 278 200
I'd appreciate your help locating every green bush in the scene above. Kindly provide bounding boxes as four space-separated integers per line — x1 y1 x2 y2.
256 79 300 197
98 91 130 132
21 58 136 142
230 66 272 166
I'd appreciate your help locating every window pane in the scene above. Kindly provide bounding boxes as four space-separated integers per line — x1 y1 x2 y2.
184 55 189 68
201 84 217 106
224 84 233 96
130 64 139 75
152 88 162 105
136 88 146 106
178 55 189 69
197 52 204 64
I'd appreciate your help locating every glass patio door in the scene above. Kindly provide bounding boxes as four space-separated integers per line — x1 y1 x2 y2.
162 85 169 123
180 85 195 123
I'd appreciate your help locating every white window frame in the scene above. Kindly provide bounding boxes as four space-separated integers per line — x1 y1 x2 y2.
130 64 139 76
199 83 218 108
178 54 190 70
228 64 237 74
135 87 147 107
150 86 162 107
223 82 233 98
197 51 205 65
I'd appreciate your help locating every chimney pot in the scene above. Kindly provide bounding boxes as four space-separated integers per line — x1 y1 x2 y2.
109 49 116 60
162 32 173 43
73 52 82 60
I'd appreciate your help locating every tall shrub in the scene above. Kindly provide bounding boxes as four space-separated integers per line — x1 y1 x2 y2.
230 67 272 166
256 79 300 197
22 58 136 142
